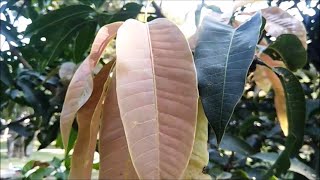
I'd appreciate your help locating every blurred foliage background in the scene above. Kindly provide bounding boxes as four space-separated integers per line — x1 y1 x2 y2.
0 0 319 179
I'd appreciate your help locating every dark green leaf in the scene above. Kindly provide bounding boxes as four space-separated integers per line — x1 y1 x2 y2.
253 153 318 180
0 61 14 87
0 20 21 46
37 120 60 150
108 2 142 22
25 5 95 35
44 19 90 68
195 12 262 143
74 21 97 62
264 34 307 71
28 167 55 179
211 134 256 156
273 67 306 155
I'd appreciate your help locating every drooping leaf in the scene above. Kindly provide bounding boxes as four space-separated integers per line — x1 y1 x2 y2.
74 21 97 62
69 60 115 179
259 54 288 136
182 101 211 180
194 12 262 143
261 66 306 177
60 22 122 152
99 74 138 179
261 7 307 49
25 5 95 35
253 153 317 180
272 67 306 156
116 18 198 179
264 34 307 71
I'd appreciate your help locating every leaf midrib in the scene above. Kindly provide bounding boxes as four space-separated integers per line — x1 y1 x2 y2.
219 29 236 138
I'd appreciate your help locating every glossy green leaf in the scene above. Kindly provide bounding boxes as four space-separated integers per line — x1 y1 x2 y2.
273 67 306 155
22 160 36 174
253 153 317 180
29 167 55 179
25 5 94 35
264 34 307 71
194 12 262 143
259 66 306 178
74 21 97 62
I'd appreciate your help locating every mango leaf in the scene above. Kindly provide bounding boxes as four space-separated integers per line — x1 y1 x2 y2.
194 12 262 143
25 5 95 35
116 18 198 179
261 66 306 177
69 60 115 179
252 64 272 92
99 74 139 179
28 167 55 179
182 101 211 180
0 61 14 87
261 7 307 49
211 134 256 156
109 3 143 23
264 34 307 71
22 160 35 174
273 67 306 156
60 22 122 152
44 18 89 69
253 153 317 180
259 54 288 136
74 21 97 62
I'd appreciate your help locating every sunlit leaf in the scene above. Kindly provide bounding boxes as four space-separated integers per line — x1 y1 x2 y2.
194 12 262 143
182 101 211 180
261 7 307 49
116 18 198 179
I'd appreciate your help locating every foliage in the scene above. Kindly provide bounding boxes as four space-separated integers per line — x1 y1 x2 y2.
0 0 319 180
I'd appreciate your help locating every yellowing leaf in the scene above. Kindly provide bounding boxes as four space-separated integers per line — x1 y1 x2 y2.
69 61 115 179
116 18 198 179
99 74 139 179
261 7 307 49
260 53 288 136
60 22 122 151
183 101 211 180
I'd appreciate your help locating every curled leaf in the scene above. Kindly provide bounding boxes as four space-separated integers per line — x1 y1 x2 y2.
60 22 122 152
